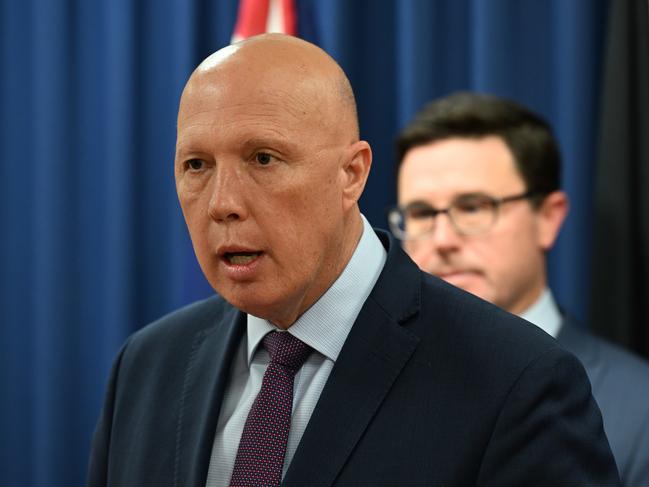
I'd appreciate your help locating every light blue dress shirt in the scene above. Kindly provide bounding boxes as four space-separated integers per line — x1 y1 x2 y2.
205 215 387 486
520 287 562 338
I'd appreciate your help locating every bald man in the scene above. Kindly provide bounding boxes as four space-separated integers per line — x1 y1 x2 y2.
87 35 619 486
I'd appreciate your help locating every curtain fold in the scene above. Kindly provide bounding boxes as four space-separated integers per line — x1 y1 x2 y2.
591 0 649 355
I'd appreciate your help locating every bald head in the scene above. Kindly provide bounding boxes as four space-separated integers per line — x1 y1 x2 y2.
174 34 372 327
180 33 359 142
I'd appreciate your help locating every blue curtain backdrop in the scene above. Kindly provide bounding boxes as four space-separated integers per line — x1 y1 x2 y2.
0 0 610 485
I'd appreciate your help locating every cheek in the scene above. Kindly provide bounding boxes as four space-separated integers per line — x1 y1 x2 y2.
188 228 215 276
477 232 535 286
181 205 211 253
178 198 215 262
403 242 434 270
286 181 342 231
177 179 211 222
270 195 341 273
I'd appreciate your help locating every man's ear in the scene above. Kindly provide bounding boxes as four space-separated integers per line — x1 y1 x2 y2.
341 140 372 211
537 190 569 250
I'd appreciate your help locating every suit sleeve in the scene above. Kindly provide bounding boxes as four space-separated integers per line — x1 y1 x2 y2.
86 339 130 487
476 347 621 486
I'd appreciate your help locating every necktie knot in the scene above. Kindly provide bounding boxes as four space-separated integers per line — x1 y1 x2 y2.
263 331 312 370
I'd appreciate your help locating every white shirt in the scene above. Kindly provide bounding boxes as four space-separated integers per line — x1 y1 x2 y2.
520 288 563 338
205 215 387 486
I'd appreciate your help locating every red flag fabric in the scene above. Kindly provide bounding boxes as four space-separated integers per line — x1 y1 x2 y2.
232 0 296 43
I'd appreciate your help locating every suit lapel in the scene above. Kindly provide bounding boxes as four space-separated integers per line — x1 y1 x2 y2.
175 304 246 487
283 230 422 487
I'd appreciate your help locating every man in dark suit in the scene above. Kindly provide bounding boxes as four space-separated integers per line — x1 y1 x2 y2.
87 35 620 486
392 92 649 486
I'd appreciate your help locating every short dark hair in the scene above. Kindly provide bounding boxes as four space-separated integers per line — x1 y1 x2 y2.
396 92 561 206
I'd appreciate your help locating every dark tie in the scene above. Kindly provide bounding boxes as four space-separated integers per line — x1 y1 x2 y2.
229 331 313 487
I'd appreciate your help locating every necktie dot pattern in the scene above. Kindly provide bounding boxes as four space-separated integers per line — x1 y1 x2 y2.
229 331 313 487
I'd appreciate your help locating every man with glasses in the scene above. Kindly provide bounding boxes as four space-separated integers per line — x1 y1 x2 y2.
391 92 649 486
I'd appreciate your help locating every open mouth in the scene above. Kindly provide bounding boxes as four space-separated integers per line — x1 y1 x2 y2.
224 251 262 265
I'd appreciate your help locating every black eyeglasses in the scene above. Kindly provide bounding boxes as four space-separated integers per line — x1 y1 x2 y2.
387 191 539 240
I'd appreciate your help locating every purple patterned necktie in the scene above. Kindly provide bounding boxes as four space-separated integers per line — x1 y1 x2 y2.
229 331 313 487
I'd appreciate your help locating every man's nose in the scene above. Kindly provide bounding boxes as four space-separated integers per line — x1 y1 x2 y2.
429 212 462 251
207 162 247 223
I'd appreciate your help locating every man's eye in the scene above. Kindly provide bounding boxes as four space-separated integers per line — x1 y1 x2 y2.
408 207 433 219
255 152 275 165
457 203 481 213
186 159 204 171
455 198 492 214
405 203 436 220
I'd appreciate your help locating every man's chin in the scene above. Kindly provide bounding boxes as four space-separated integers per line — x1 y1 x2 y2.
218 287 296 327
440 271 480 289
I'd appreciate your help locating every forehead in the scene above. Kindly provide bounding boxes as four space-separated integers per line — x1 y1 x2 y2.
180 70 308 123
398 136 525 201
176 77 318 154
177 62 336 146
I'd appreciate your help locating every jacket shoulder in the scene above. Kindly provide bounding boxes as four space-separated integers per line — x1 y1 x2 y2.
132 295 232 343
559 321 649 392
416 272 563 365
120 295 238 369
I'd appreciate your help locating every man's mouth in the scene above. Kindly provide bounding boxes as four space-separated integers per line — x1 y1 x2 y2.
435 267 481 280
225 251 262 265
439 270 470 278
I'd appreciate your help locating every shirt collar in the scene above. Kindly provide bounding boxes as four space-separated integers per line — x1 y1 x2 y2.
520 287 563 338
246 215 387 366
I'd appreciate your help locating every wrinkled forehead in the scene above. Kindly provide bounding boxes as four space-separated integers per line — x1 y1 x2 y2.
186 36 337 99
177 35 359 149
181 57 328 120
177 82 328 153
177 69 350 160
175 66 347 162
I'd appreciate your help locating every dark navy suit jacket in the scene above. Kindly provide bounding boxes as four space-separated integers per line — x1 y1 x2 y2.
88 230 620 486
557 319 649 486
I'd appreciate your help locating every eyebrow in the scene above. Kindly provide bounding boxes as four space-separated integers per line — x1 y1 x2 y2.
452 192 493 200
240 135 295 155
403 192 492 209
241 136 281 148
174 145 210 160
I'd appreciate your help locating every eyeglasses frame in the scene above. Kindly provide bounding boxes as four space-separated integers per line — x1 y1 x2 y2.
387 190 542 240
